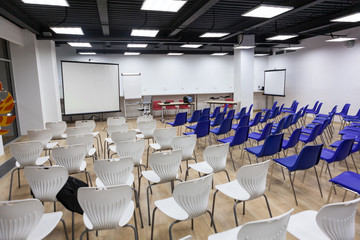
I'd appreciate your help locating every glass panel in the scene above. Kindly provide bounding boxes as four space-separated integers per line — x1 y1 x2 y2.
0 39 8 59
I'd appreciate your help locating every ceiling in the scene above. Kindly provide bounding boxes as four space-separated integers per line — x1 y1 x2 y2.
1 0 360 55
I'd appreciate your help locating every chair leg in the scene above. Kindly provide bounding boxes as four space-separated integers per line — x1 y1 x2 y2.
17 168 21 188
79 229 89 240
288 171 298 206
124 224 139 240
229 148 236 171
211 190 219 227
327 184 335 203
147 183 157 226
268 161 275 191
233 201 242 227
8 168 17 200
60 218 69 240
132 188 144 228
223 170 231 182
169 220 181 240
72 212 75 240
351 154 359 173
85 171 92 186
206 210 217 233
263 194 272 218
313 166 323 198
150 207 158 240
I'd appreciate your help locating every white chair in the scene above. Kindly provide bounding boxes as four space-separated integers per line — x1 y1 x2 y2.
24 166 69 240
150 174 216 240
107 130 137 158
93 157 144 228
137 115 153 123
171 135 197 176
136 119 157 144
0 199 66 240
147 127 177 167
212 160 272 227
27 129 58 155
77 185 138 240
8 141 51 200
51 144 92 186
287 198 360 240
186 143 230 182
208 209 294 240
65 126 91 137
66 133 98 162
104 123 129 155
75 120 103 154
45 121 67 140
141 150 182 225
107 116 126 125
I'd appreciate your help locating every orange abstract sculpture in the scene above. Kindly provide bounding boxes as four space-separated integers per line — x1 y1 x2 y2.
0 82 16 135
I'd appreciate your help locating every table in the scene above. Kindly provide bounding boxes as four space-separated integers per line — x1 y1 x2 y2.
206 100 240 111
158 102 195 122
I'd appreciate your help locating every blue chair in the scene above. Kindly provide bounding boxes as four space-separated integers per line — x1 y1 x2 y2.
218 126 249 170
320 139 354 179
316 105 337 119
276 104 285 120
210 118 233 140
186 115 209 131
234 107 246 120
249 122 273 145
303 119 331 145
187 110 201 124
328 171 360 202
166 112 187 132
245 133 284 164
248 112 262 130
262 101 277 112
222 104 229 114
260 110 271 126
335 103 351 119
271 117 286 135
210 112 225 128
282 100 298 113
272 144 324 205
299 105 309 125
210 106 221 119
306 101 319 114
290 109 302 129
268 107 279 121
299 124 321 145
231 114 250 131
245 104 253 116
307 102 323 116
275 114 293 134
225 109 235 119
201 108 210 116
330 137 360 174
184 120 211 144
282 128 302 156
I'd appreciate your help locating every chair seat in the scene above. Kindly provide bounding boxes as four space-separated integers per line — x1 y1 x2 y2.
329 171 360 194
79 160 87 172
208 226 241 240
95 173 134 187
274 155 298 171
301 128 312 134
61 133 67 139
218 136 233 144
105 137 113 144
183 132 195 136
231 124 239 130
210 127 220 134
282 139 289 148
83 201 134 230
245 145 262 156
155 197 189 221
186 125 197 130
141 170 162 183
109 145 116 153
188 161 214 175
149 143 172 151
320 148 335 162
16 156 50 168
91 132 99 137
306 123 317 128
215 180 251 201
166 121 176 127
248 132 262 141
46 142 58 149
330 140 359 151
87 148 96 157
299 134 311 142
27 212 63 240
287 210 329 240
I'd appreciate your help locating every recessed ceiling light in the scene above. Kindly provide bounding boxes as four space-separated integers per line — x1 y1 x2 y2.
234 46 255 49
141 0 187 12
211 53 228 56
180 44 202 48
131 29 159 37
200 32 230 38
325 37 357 42
127 44 148 48
331 12 360 23
167 53 184 56
50 27 83 35
78 52 96 55
283 46 305 50
67 42 92 47
242 4 293 18
266 35 298 41
21 0 69 7
124 52 141 55
255 53 269 56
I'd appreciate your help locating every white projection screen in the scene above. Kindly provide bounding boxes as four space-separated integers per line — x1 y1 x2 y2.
62 61 120 115
264 69 286 97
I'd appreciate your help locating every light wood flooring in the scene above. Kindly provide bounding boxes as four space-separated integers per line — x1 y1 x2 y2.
0 116 359 240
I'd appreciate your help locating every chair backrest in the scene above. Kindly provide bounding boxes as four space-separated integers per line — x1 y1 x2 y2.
292 101 299 112
292 109 302 125
300 105 309 118
282 114 294 129
314 102 323 114
304 124 321 143
317 119 330 136
311 101 319 111
292 144 324 171
203 143 229 172
66 133 94 154
94 157 134 186
269 107 279 119
277 104 284 116
236 209 293 240
330 139 354 163
316 198 360 240
111 130 136 144
198 115 209 122
0 199 44 240
66 126 91 136
238 115 250 128
231 126 249 147
115 139 145 166
137 120 157 138
246 104 253 116
272 117 285 134
149 150 182 183
236 107 247 119
24 166 68 202
329 105 338 115
52 144 87 174
283 128 302 149
289 100 297 109
201 108 210 116
27 129 52 148
226 109 235 119
259 133 284 157
107 123 129 136
271 101 278 111
260 110 271 123
173 174 213 220
194 120 210 138
136 115 153 123
188 110 201 123
78 185 132 230
171 135 197 161
9 141 43 167
351 139 360 153
173 112 187 126
153 100 162 110
45 121 67 139
249 112 261 127
75 120 96 132
212 112 225 127
107 116 126 125
211 106 221 118
153 128 177 149
340 103 351 115
216 118 233 135
236 160 270 200
222 104 229 114
260 122 273 140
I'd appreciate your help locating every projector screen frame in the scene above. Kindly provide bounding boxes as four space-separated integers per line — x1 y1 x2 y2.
61 60 121 116
263 69 286 97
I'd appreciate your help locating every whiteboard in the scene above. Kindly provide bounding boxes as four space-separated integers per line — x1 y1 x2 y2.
122 73 142 99
264 69 286 97
61 61 120 115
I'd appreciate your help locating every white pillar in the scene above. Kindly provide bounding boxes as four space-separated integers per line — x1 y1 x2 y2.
234 35 255 114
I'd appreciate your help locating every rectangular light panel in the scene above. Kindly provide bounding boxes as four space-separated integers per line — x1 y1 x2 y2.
124 52 141 55
200 32 230 38
127 44 148 48
284 46 304 50
68 42 92 47
131 29 159 37
22 0 69 6
211 53 228 56
50 27 83 35
266 35 298 41
141 0 187 12
242 4 293 18
78 52 96 55
325 37 357 42
167 53 184 56
180 44 202 48
332 12 360 22
234 46 255 49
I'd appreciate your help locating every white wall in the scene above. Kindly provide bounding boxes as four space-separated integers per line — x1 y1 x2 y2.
268 26 360 116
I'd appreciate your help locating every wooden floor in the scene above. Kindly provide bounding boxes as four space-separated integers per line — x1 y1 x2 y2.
1 115 359 240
